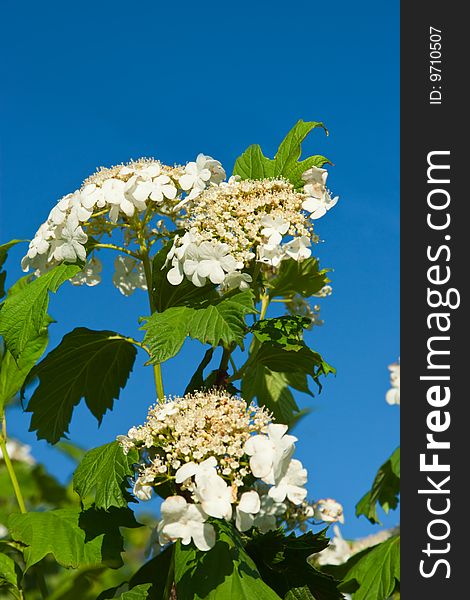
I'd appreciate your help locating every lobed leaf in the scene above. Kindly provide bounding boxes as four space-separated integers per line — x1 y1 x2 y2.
8 507 138 571
232 120 330 189
73 441 139 510
232 145 276 180
0 264 80 359
251 316 312 352
143 291 256 364
26 328 137 444
268 257 330 299
0 331 48 416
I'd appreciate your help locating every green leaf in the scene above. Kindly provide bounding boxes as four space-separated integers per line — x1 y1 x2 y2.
26 328 137 444
174 521 281 600
143 291 256 364
252 316 311 352
242 364 310 427
241 335 333 426
255 343 335 391
151 243 218 312
268 258 330 299
339 536 400 600
356 448 400 524
128 544 174 600
233 121 330 188
73 441 139 509
8 507 138 570
233 145 276 180
117 584 152 599
273 121 328 181
0 264 80 360
0 331 48 415
0 552 20 594
245 529 342 600
0 239 25 300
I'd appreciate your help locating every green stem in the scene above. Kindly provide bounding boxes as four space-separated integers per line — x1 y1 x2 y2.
92 242 141 259
259 293 270 320
0 417 49 598
0 418 26 514
142 252 165 401
108 334 151 357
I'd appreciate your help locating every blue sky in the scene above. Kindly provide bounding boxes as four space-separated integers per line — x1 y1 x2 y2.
0 1 399 539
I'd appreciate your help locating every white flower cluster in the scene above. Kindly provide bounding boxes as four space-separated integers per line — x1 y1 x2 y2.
21 154 225 293
386 359 400 406
117 390 310 551
166 173 338 290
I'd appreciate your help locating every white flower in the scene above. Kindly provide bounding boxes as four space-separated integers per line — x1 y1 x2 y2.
113 256 148 296
268 459 308 505
386 359 400 406
70 257 102 287
221 271 253 291
175 457 232 520
102 178 135 222
313 498 345 524
52 215 87 262
257 243 285 267
244 424 297 483
155 400 179 420
167 259 185 286
302 185 339 220
283 236 312 261
0 523 7 538
260 215 290 246
148 175 178 203
24 223 52 260
180 154 225 199
133 477 153 501
80 183 107 209
193 468 233 521
302 165 328 187
0 440 35 465
175 456 218 484
182 241 238 287
49 197 72 225
157 495 216 551
235 490 261 532
251 494 286 533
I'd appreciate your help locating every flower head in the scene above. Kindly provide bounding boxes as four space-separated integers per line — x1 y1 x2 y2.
118 391 310 549
167 177 319 289
313 498 345 523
